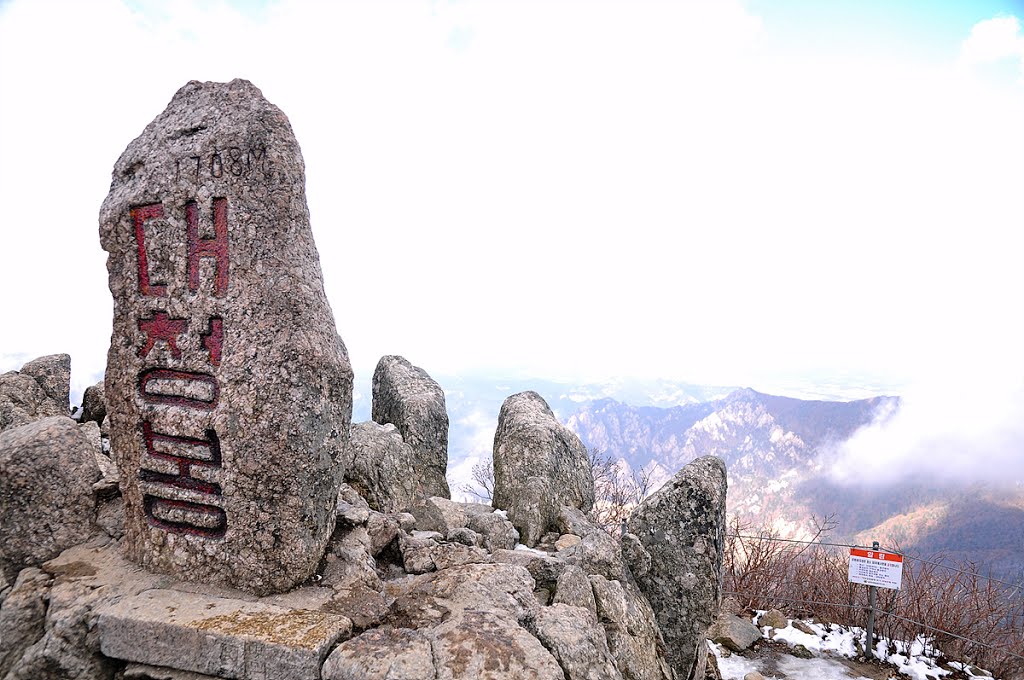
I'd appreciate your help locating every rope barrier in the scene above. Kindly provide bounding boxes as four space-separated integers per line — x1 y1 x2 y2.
725 533 1024 591
722 590 866 612
727 533 867 550
878 547 1024 592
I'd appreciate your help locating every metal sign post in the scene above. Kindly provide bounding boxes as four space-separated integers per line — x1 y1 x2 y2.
866 541 879 657
848 540 903 658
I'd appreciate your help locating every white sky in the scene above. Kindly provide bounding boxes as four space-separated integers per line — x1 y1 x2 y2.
1 1 1022 426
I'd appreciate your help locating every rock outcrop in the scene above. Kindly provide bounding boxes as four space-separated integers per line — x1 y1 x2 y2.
18 354 71 414
628 455 728 680
0 75 735 680
557 507 673 680
492 391 595 547
80 381 107 425
0 354 72 433
0 416 100 581
371 355 451 499
707 612 761 652
0 568 50 677
0 478 683 680
0 388 702 680
99 78 353 594
344 421 422 513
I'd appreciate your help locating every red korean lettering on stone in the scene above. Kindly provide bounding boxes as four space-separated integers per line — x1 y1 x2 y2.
143 496 227 539
187 197 229 297
138 368 218 410
200 316 224 367
137 311 188 359
131 203 167 297
139 421 226 538
139 421 222 495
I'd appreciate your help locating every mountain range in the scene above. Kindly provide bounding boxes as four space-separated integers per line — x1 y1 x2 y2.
352 374 1024 583
566 387 1024 583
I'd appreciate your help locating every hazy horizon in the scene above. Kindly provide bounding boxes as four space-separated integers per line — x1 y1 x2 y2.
2 0 1022 489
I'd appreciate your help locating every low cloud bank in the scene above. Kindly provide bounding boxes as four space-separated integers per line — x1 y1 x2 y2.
828 376 1024 486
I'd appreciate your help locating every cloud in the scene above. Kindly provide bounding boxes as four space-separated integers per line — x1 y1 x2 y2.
447 454 480 503
0 1 1022 398
828 374 1024 486
958 15 1024 78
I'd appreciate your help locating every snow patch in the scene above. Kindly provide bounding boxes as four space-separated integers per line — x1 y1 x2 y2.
513 543 548 556
717 612 991 680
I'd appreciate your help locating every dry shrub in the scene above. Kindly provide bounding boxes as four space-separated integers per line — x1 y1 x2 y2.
722 517 1024 677
589 448 653 534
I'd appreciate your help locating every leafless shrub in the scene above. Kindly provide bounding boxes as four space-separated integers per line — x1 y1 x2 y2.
460 458 494 503
722 518 1024 677
588 448 654 534
457 448 653 533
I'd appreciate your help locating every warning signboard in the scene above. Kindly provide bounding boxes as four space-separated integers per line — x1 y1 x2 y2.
848 548 903 590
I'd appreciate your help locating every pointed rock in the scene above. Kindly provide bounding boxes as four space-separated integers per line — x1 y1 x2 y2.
371 355 450 498
628 455 728 680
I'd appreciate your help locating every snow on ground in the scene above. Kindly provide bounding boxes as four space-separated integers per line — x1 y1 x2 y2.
714 649 764 679
776 656 876 680
714 642 880 680
512 543 548 556
712 611 996 680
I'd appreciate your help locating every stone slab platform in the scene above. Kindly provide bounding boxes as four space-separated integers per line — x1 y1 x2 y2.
98 589 352 680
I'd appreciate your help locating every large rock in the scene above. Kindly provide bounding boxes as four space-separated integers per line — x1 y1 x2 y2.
432 609 564 680
554 507 673 680
552 566 597 615
0 568 50 677
80 381 107 425
523 603 623 680
0 417 100 581
491 391 594 546
628 455 728 680
322 627 434 680
588 574 674 680
375 561 564 677
371 355 450 499
0 355 72 433
98 79 353 594
7 578 120 680
18 354 71 415
465 511 519 553
344 421 421 513
707 613 761 652
323 525 381 592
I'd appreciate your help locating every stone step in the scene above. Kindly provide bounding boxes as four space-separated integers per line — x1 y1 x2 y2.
98 589 352 680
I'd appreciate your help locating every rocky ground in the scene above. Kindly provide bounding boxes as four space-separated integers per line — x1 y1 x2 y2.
1 352 730 680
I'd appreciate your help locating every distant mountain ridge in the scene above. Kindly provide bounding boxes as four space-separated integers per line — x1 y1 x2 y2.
564 388 1023 583
568 387 897 473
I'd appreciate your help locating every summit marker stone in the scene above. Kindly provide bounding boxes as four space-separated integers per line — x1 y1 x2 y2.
99 79 353 595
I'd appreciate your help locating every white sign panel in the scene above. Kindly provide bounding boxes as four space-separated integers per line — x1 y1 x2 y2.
848 548 903 590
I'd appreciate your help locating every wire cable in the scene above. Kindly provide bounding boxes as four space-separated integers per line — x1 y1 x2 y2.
726 533 1024 591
